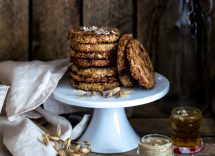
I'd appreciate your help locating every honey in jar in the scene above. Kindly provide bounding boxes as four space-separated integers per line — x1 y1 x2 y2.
170 107 203 147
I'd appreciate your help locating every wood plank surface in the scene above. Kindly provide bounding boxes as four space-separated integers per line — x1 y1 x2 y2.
87 143 215 156
83 0 134 34
130 117 215 137
0 0 28 61
32 0 80 60
137 0 210 111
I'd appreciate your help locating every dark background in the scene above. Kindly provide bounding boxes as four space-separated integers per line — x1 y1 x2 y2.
0 0 214 116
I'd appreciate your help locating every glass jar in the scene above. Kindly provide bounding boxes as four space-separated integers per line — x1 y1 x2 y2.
138 134 173 156
170 107 203 147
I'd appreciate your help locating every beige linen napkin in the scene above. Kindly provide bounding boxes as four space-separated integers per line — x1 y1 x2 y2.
0 59 90 156
0 59 69 120
2 107 90 156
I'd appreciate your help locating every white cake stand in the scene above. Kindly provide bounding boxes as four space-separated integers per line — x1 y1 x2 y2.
53 73 169 154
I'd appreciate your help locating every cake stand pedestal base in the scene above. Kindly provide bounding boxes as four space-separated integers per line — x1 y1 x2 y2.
53 73 170 153
79 107 140 154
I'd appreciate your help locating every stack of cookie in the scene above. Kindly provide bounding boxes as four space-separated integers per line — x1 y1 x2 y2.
68 26 121 92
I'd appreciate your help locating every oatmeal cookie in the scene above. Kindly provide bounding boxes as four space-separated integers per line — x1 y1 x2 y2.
117 34 135 87
68 26 120 44
119 75 135 87
71 57 115 68
70 41 118 52
70 79 120 92
70 72 117 83
70 64 117 77
70 49 115 59
126 39 155 89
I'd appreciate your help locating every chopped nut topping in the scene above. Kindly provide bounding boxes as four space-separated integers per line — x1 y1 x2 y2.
91 91 96 96
112 87 120 94
73 87 132 98
104 88 132 98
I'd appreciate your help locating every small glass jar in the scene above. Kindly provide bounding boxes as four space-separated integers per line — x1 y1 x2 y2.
138 134 173 156
170 107 203 148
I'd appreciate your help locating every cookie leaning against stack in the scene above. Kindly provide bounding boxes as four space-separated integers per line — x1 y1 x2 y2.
117 34 135 87
116 34 155 89
126 39 155 89
68 26 121 92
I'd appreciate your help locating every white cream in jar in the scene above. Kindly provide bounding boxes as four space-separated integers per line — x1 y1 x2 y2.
138 134 173 156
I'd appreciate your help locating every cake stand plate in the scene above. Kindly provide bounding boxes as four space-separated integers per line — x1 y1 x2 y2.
53 73 169 154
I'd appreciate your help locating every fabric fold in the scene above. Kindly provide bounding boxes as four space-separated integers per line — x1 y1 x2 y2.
3 107 90 156
0 59 89 156
3 117 57 156
0 85 9 114
0 59 69 121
